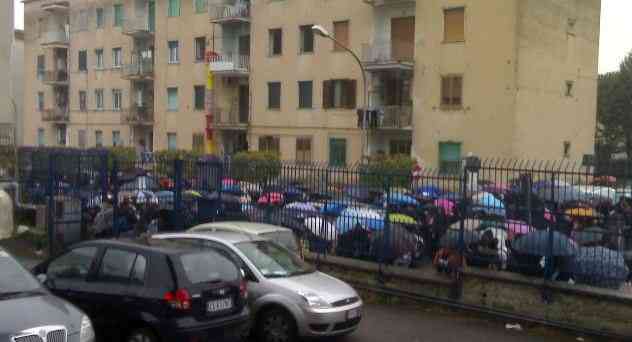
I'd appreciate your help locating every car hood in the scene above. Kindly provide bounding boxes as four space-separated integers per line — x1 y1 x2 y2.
0 294 83 339
268 271 358 304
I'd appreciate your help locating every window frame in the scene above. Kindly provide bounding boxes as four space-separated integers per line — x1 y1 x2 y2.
296 137 312 163
78 129 87 148
194 0 207 13
113 4 124 27
194 37 206 62
46 246 99 282
79 91 87 112
78 50 88 72
333 20 350 51
259 135 280 154
440 75 463 110
299 24 314 54
269 28 283 56
112 130 121 147
298 81 313 109
37 55 45 80
168 41 180 64
268 82 281 110
112 48 122 68
167 132 177 151
112 89 122 111
438 141 462 174
95 130 103 148
37 92 44 111
167 87 179 111
168 0 181 17
95 49 104 69
329 138 347 167
97 248 137 283
37 128 46 147
194 85 206 111
323 79 357 109
95 89 104 110
96 8 105 29
443 7 466 43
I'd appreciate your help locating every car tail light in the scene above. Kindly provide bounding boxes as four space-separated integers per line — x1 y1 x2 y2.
164 289 191 310
239 280 248 300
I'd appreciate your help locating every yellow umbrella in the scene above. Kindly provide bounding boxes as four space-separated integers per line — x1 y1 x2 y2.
389 213 417 225
184 190 202 198
565 207 595 218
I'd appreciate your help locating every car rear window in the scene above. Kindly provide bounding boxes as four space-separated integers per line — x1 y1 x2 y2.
179 250 240 284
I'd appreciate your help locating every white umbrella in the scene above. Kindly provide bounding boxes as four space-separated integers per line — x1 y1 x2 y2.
305 217 338 242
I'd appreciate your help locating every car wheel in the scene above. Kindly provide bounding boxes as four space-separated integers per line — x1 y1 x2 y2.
127 328 157 342
257 308 297 342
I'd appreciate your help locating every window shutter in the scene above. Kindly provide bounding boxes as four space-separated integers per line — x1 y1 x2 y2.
345 80 357 109
323 80 333 109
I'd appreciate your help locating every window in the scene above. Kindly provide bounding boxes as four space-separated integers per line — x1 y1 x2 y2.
194 86 205 110
167 87 179 111
323 79 357 109
78 50 87 71
112 131 121 146
131 255 147 285
96 8 104 28
563 141 571 158
329 138 347 167
299 25 314 54
112 48 122 68
78 129 86 148
195 37 206 62
114 4 124 27
95 130 103 147
95 49 104 69
168 41 179 63
167 133 177 150
95 89 104 110
57 126 66 146
390 140 411 156
37 92 44 111
193 133 205 154
565 81 574 97
180 251 239 284
47 247 98 281
298 81 313 109
296 137 312 163
195 0 207 14
259 136 280 154
37 55 45 80
269 29 283 56
268 82 281 109
79 91 87 111
440 75 463 109
168 0 181 17
439 142 462 174
98 249 136 282
112 89 122 111
333 21 349 51
444 7 465 43
37 128 45 147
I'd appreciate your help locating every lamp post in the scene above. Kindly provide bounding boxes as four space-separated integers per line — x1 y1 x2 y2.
312 25 370 162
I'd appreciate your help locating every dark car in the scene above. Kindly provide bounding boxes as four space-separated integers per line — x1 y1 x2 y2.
33 239 250 342
0 247 95 342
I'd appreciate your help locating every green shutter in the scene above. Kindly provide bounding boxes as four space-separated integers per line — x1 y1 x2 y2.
329 138 347 167
195 0 206 13
439 142 462 174
169 0 181 17
114 4 123 27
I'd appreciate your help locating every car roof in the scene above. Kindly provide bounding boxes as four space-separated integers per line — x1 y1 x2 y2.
74 238 197 256
157 230 266 245
190 221 292 235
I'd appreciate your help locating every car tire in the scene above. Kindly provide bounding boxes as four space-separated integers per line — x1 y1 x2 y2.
126 327 158 342
257 307 297 342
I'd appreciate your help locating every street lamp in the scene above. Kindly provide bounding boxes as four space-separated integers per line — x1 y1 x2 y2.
312 25 370 162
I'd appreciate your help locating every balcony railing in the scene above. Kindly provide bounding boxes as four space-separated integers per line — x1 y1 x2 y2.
208 4 250 23
41 108 69 122
42 70 69 84
122 60 154 79
41 0 70 12
121 106 154 125
362 41 414 68
41 30 69 46
122 17 154 37
380 105 413 129
208 53 250 75
212 109 249 127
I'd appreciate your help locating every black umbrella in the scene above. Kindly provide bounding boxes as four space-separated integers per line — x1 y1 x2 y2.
439 229 481 249
571 247 628 289
571 227 606 246
511 230 578 257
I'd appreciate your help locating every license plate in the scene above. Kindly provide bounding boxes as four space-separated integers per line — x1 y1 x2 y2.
207 298 233 313
347 308 361 320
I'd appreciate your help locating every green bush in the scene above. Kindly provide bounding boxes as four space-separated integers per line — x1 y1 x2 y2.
231 151 281 183
107 146 137 172
361 154 415 189
153 149 205 176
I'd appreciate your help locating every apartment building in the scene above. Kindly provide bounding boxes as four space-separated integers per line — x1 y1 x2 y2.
23 0 600 169
0 0 17 146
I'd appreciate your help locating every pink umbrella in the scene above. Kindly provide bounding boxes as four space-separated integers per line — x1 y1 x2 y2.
482 182 510 195
257 192 284 206
505 220 535 240
434 199 455 217
222 178 238 185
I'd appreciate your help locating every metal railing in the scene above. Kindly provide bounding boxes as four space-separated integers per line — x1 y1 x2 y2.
121 105 154 125
362 41 415 64
41 30 69 45
122 17 153 36
380 105 412 129
208 53 250 73
42 70 69 84
122 59 154 79
41 107 69 122
213 108 249 126
208 4 250 22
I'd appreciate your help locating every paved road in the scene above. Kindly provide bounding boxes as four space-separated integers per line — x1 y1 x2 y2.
327 303 603 342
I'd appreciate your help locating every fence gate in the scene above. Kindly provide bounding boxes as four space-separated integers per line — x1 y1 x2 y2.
47 152 108 255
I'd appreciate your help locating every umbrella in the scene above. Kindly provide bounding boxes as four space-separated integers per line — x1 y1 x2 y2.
120 175 159 192
571 247 628 289
450 219 483 231
184 190 202 198
434 199 456 217
92 207 114 235
471 192 506 217
221 180 242 194
344 185 371 203
304 217 338 242
384 192 418 207
336 207 385 233
321 201 348 216
268 211 307 235
414 185 442 200
571 226 606 246
284 202 319 217
535 185 589 205
439 229 481 249
240 181 262 195
478 226 509 267
504 220 535 240
481 182 510 196
120 190 156 205
532 180 570 192
265 185 305 202
155 190 174 209
257 192 284 206
565 207 596 219
511 230 578 257
389 213 417 225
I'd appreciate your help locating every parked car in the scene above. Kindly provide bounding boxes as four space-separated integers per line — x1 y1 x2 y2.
32 239 250 342
189 221 301 255
152 231 363 342
0 247 95 342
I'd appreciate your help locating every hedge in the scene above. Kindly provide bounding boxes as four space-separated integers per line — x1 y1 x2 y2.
230 151 281 183
361 154 415 188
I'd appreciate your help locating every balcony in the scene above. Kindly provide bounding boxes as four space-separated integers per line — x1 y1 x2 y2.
362 41 414 71
41 0 70 12
42 70 69 85
379 106 413 129
208 53 250 77
208 4 250 24
41 108 69 123
122 60 154 80
121 106 154 126
41 30 69 47
122 17 154 39
211 109 248 129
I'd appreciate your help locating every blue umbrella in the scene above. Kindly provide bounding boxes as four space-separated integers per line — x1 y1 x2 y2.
414 185 442 199
284 202 319 218
222 183 242 194
384 192 418 206
335 207 385 233
571 247 628 289
471 192 506 217
321 201 348 216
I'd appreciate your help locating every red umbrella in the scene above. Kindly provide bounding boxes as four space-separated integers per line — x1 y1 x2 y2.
433 199 455 217
257 192 284 206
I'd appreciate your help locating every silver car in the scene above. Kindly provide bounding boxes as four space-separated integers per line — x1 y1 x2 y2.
153 230 363 342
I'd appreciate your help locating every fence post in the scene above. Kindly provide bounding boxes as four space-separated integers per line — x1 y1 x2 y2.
174 159 184 230
545 172 557 280
46 154 56 257
111 158 119 238
382 173 392 267
100 154 108 205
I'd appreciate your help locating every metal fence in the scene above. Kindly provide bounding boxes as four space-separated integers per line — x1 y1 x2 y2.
9 149 632 294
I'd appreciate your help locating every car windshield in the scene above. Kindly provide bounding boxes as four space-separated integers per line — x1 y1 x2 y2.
236 240 313 278
260 231 299 254
0 250 42 297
